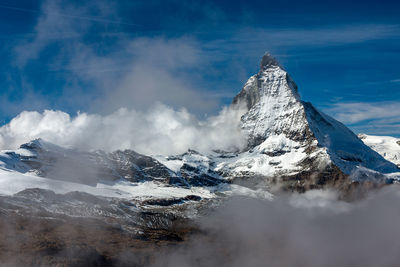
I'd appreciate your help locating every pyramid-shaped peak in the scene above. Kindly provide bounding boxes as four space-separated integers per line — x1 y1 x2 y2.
260 53 282 70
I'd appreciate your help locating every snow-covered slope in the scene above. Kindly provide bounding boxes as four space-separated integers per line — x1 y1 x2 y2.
232 58 309 148
0 139 273 201
358 134 400 167
303 103 398 174
0 169 214 200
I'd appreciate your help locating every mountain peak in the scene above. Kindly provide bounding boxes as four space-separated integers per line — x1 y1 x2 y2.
260 53 282 70
230 52 398 177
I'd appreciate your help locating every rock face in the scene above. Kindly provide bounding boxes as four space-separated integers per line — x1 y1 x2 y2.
232 53 310 148
0 139 185 186
0 138 226 190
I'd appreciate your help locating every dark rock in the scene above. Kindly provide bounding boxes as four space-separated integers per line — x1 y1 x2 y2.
142 195 202 207
260 53 281 70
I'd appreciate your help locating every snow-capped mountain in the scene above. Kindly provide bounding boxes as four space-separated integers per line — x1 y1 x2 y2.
0 53 399 202
358 134 400 167
174 53 399 190
229 53 398 176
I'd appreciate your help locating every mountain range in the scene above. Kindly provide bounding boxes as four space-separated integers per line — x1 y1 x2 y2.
1 53 399 199
0 53 399 265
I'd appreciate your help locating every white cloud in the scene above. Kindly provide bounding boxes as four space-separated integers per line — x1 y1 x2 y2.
92 37 220 114
324 101 400 124
0 104 247 155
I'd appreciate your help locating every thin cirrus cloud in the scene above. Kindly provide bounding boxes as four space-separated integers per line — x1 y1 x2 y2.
323 101 400 135
325 101 400 124
10 0 222 116
202 24 400 61
13 0 116 68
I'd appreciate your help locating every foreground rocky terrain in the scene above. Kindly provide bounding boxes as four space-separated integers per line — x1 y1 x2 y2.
0 188 199 266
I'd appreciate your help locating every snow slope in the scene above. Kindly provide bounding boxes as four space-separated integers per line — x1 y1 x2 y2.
0 139 273 201
0 167 274 201
358 134 400 167
0 168 214 200
303 103 398 174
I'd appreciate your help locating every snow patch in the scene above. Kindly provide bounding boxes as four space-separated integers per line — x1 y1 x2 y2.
359 134 400 167
0 168 216 200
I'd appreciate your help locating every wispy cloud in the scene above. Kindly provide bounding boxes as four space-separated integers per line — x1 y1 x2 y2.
205 24 400 54
11 0 223 115
324 101 400 136
350 124 400 136
324 101 400 124
0 3 139 27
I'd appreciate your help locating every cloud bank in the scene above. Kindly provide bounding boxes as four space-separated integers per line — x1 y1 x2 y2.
150 187 400 267
0 104 247 155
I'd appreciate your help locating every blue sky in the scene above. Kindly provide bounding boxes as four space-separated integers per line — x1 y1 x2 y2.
0 0 399 136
